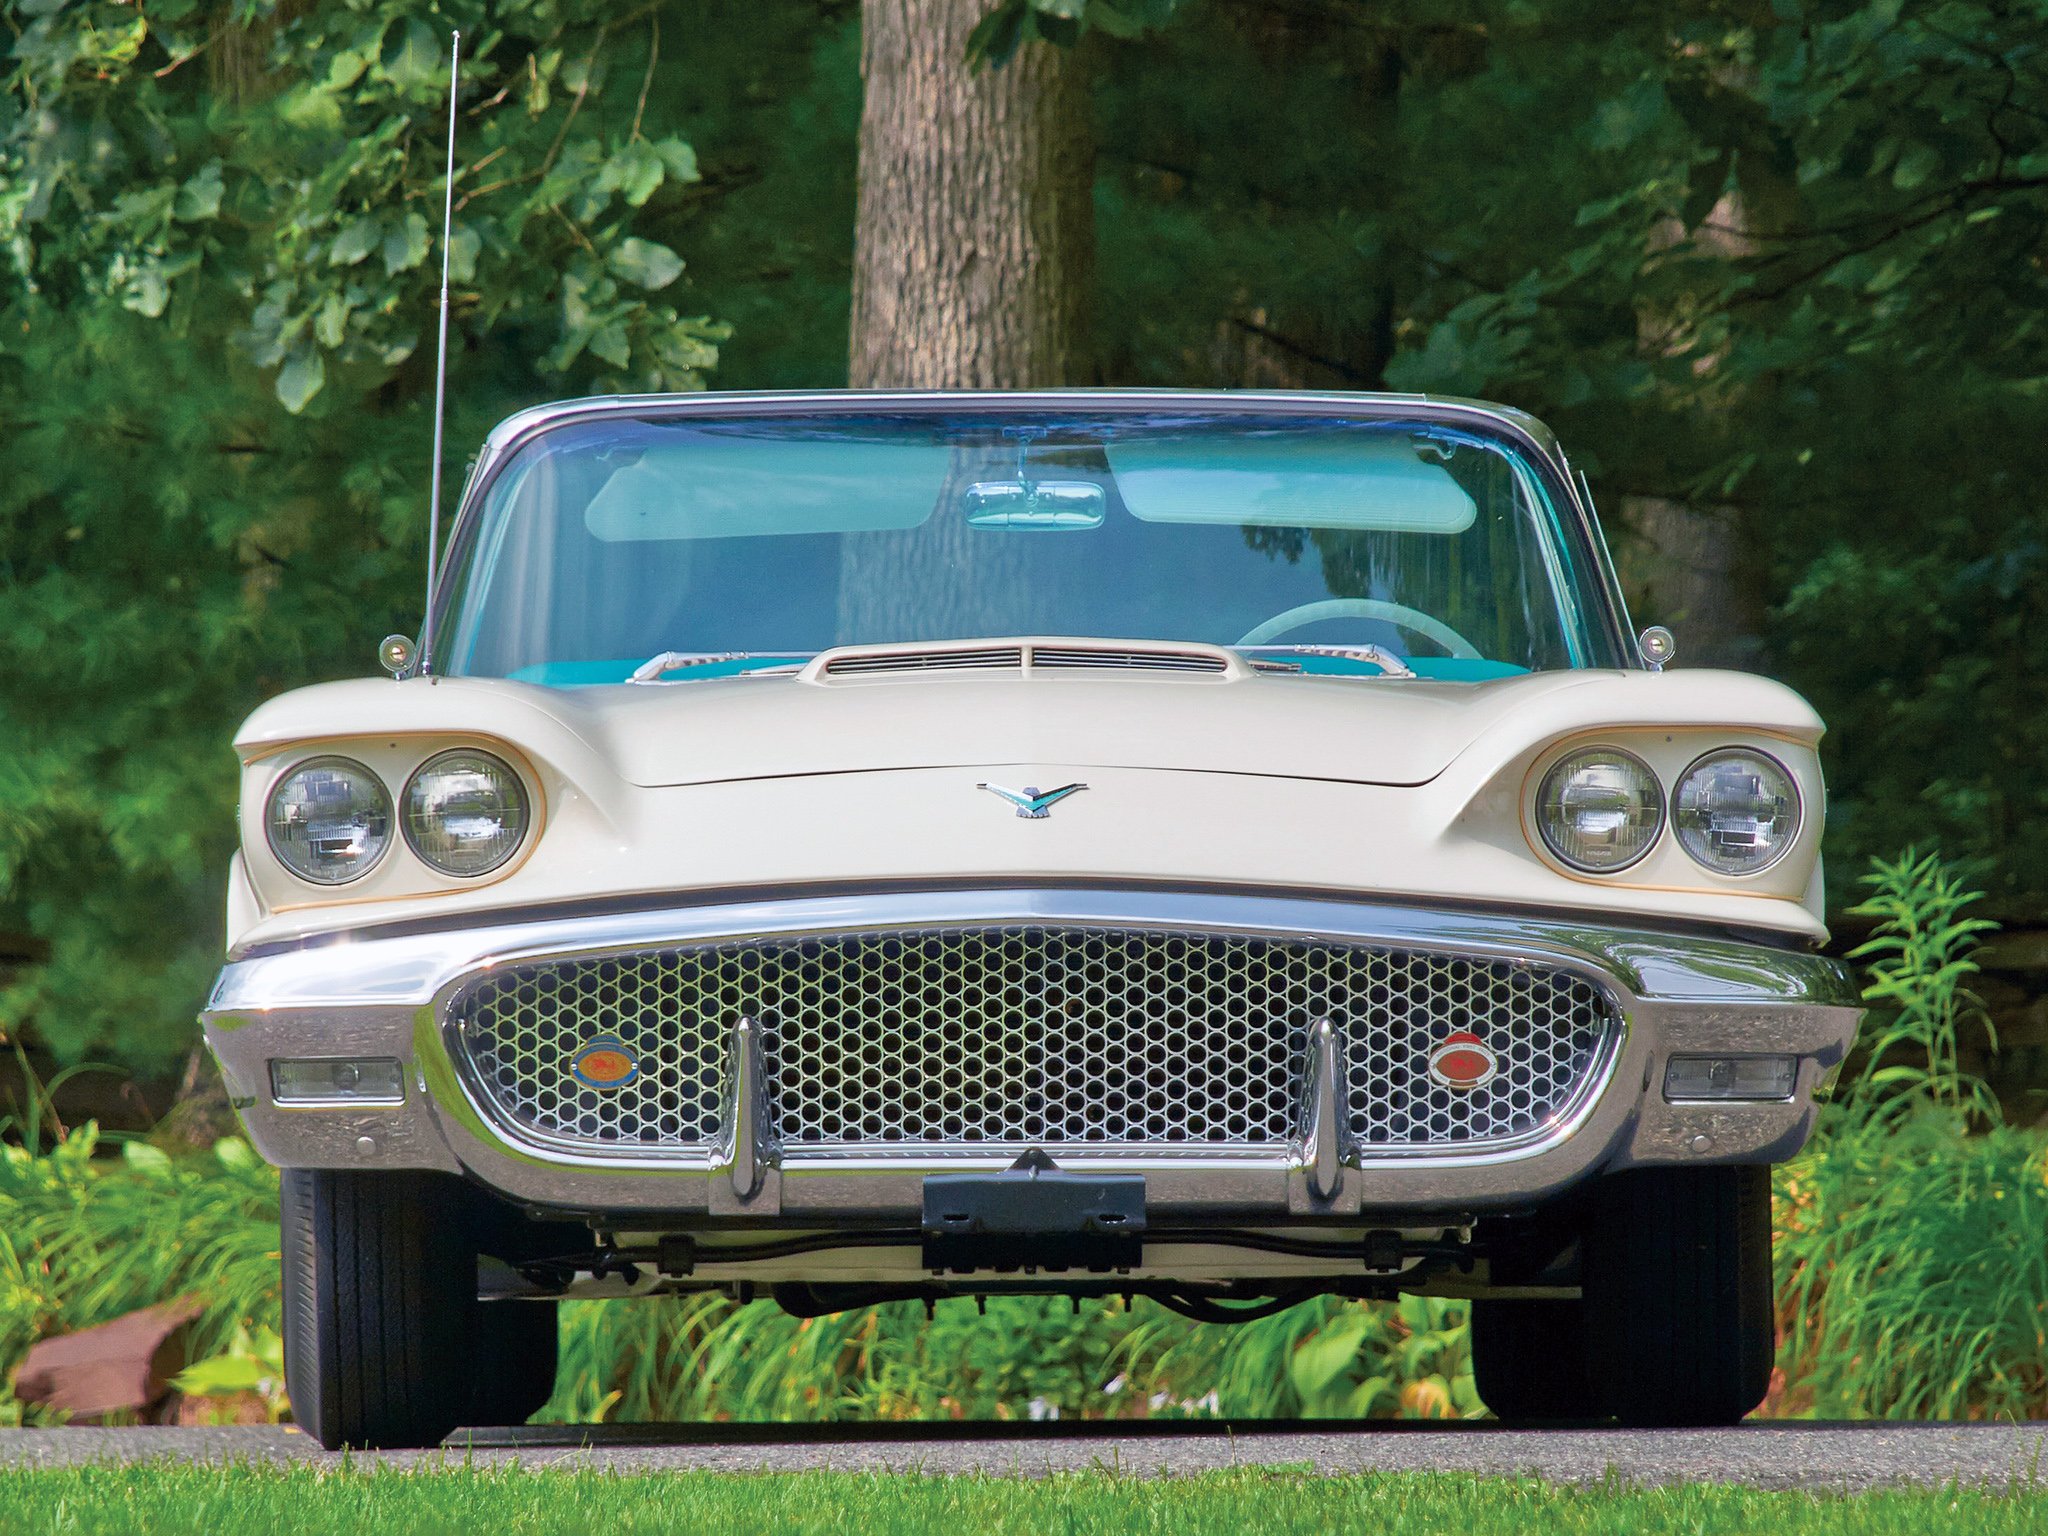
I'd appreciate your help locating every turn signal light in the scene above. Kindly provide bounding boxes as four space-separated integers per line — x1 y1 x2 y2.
270 1057 405 1105
1663 1054 1796 1102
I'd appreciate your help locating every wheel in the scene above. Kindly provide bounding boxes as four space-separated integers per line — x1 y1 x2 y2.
470 1300 559 1426
1581 1165 1775 1427
281 1169 477 1450
1469 1298 1601 1421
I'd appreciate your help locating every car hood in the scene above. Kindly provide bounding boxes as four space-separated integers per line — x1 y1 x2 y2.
573 668 1585 788
234 648 1823 792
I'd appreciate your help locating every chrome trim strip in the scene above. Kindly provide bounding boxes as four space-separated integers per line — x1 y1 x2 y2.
210 888 1858 1013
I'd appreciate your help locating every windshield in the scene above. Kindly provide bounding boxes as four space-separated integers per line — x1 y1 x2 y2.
436 406 1618 684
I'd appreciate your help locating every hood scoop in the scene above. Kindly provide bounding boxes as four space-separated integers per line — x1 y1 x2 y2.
810 638 1237 681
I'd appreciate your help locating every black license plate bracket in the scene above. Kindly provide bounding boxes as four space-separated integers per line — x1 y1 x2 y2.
921 1150 1146 1274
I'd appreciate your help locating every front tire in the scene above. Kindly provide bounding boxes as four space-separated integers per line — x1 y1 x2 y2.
1581 1165 1775 1427
281 1169 477 1450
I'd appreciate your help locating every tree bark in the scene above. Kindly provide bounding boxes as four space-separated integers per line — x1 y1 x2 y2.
849 0 1094 388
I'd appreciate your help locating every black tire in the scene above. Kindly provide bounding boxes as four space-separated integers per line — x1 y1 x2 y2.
470 1300 560 1427
1581 1165 1775 1427
1469 1298 1602 1421
281 1169 477 1450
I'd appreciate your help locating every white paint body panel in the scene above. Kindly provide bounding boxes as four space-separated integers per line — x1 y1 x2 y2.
229 651 1831 953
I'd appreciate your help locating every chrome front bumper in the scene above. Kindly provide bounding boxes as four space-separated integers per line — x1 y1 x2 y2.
201 889 1861 1220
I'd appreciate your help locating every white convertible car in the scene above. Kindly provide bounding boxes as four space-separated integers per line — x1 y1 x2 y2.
203 391 1861 1446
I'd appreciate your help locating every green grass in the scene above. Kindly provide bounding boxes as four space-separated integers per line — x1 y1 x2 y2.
1 1465 2045 1536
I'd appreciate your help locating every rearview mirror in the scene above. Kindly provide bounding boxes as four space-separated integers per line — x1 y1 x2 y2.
963 480 1106 531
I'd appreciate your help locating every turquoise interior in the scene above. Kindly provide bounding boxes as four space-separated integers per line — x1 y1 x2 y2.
505 655 1529 688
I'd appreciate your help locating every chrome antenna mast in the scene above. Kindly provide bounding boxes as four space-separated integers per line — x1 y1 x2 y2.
418 29 461 677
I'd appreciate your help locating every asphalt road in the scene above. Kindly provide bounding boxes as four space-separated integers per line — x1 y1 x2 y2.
2 1421 2044 1491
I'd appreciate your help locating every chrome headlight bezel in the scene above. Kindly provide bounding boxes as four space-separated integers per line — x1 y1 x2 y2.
1672 747 1802 877
1533 746 1666 874
263 755 394 886
401 747 531 878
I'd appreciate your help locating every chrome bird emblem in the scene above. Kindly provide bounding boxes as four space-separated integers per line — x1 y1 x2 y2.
978 782 1088 819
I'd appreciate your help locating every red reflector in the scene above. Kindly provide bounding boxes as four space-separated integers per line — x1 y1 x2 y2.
1427 1030 1499 1091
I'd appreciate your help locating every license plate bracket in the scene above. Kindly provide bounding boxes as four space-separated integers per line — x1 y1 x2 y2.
921 1150 1146 1274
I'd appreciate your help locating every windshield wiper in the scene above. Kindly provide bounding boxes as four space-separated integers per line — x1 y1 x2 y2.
629 651 812 683
1235 644 1415 679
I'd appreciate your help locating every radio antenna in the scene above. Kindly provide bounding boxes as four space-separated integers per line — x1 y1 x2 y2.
419 29 461 677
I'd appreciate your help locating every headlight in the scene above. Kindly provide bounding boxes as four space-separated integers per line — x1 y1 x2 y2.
265 757 392 885
1674 748 1799 875
1535 747 1663 872
402 749 530 877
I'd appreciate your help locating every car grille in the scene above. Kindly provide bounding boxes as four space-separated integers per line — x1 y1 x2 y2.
448 927 1619 1157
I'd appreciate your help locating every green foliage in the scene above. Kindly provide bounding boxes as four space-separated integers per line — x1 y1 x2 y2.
966 0 1177 67
1774 850 2048 1420
1843 849 2001 1121
1095 0 2048 913
544 1289 1472 1422
1775 1112 2048 1421
0 0 743 1066
0 1127 281 1425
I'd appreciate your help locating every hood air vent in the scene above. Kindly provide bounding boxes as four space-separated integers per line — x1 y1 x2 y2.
1031 647 1227 674
822 647 1026 677
814 639 1238 680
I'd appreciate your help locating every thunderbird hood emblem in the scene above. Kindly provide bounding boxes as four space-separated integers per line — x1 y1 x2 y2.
978 781 1088 819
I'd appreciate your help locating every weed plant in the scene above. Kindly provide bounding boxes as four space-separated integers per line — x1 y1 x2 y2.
1772 849 2048 1419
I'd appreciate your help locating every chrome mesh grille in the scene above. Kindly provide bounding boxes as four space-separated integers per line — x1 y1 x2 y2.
449 927 1617 1154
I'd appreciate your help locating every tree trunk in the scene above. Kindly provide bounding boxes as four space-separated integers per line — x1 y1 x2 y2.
849 0 1094 388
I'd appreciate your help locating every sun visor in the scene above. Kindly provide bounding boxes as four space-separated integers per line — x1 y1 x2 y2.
585 436 950 541
1106 431 1478 534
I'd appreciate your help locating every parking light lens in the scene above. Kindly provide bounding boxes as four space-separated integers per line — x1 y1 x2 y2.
403 749 530 877
1674 749 1799 875
270 1057 405 1105
1663 1055 1797 1102
264 757 392 884
1536 748 1663 872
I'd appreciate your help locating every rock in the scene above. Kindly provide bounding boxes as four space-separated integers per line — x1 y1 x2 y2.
12 1299 204 1420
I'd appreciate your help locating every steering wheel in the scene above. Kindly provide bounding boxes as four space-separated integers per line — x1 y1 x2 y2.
1236 598 1484 659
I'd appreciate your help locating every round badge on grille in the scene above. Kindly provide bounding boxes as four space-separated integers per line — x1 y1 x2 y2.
1427 1030 1498 1091
570 1036 638 1090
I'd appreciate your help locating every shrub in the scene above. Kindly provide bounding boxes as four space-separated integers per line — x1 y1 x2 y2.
542 1290 1475 1423
1770 849 2048 1419
0 1128 281 1424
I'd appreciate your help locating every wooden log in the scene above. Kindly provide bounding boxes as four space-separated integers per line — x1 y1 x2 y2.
12 1299 204 1419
